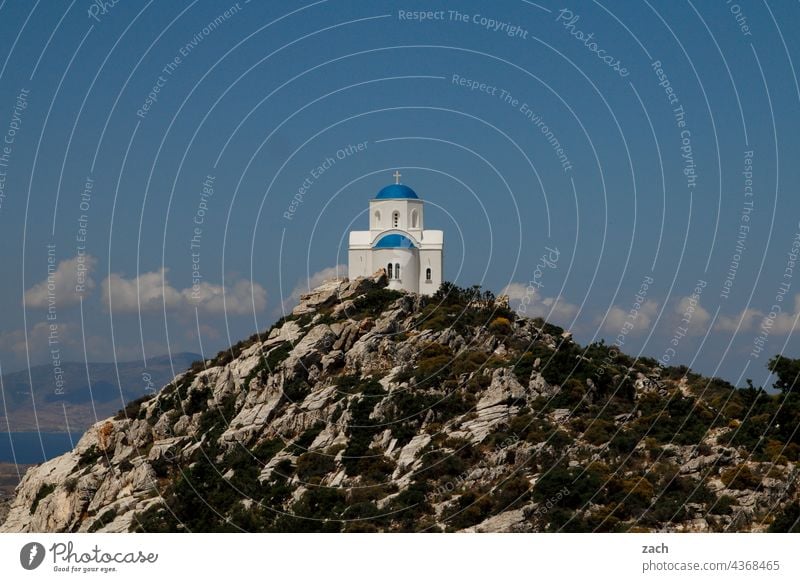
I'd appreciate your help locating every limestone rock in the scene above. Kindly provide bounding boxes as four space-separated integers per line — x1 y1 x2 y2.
393 434 431 476
465 508 531 533
477 368 525 410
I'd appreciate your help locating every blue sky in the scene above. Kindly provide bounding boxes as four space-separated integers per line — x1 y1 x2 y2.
0 0 799 391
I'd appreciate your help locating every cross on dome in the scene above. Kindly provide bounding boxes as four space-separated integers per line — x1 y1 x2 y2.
393 170 402 184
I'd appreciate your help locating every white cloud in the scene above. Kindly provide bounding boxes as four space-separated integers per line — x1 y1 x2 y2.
0 321 78 358
714 295 800 335
102 269 181 312
189 278 266 315
281 265 347 313
772 313 800 334
600 299 659 335
501 283 528 303
674 295 711 335
501 282 579 323
102 268 266 315
715 307 761 332
24 254 96 308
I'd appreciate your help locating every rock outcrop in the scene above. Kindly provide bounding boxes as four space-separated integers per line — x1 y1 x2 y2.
2 272 798 533
0 498 9 525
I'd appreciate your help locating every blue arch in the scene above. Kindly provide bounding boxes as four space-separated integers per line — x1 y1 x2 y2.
373 233 416 249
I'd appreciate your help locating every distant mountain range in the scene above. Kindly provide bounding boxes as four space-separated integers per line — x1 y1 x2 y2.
0 353 200 432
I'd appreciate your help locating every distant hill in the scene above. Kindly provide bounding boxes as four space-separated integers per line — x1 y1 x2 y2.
0 353 200 432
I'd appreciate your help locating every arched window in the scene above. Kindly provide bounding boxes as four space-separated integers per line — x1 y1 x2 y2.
374 210 381 225
411 210 418 228
426 267 432 282
392 211 400 228
395 263 400 279
387 263 393 279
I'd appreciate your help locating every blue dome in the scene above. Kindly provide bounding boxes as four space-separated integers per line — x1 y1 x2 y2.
374 234 416 249
375 184 419 199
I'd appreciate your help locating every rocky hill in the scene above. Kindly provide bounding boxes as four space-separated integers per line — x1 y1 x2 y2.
2 272 799 533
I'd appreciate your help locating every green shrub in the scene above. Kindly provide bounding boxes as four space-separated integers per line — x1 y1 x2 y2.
265 342 292 371
114 394 154 421
273 458 295 479
30 483 56 514
129 503 173 532
533 463 601 510
196 393 238 445
253 438 284 462
352 450 395 484
768 502 800 532
78 445 104 468
287 487 347 529
385 390 441 445
442 490 493 530
607 477 653 518
385 481 433 530
342 501 382 530
117 459 134 473
210 328 268 367
768 355 800 393
512 351 539 384
720 465 761 490
283 378 310 401
491 476 531 512
296 451 337 482
88 508 118 532
714 495 737 515
508 414 553 443
583 419 615 445
417 450 467 481
452 350 489 377
342 381 387 473
288 422 326 455
149 455 171 478
333 374 360 394
351 287 404 319
609 430 640 454
416 343 453 388
488 316 513 336
183 386 211 415
416 283 513 335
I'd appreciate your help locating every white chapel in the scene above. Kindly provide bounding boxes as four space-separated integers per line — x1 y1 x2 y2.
348 173 443 295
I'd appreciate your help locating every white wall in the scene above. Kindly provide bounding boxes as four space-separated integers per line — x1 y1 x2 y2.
418 248 442 295
372 247 419 293
347 249 370 279
369 199 424 239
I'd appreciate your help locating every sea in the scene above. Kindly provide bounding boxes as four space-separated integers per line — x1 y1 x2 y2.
0 431 83 465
